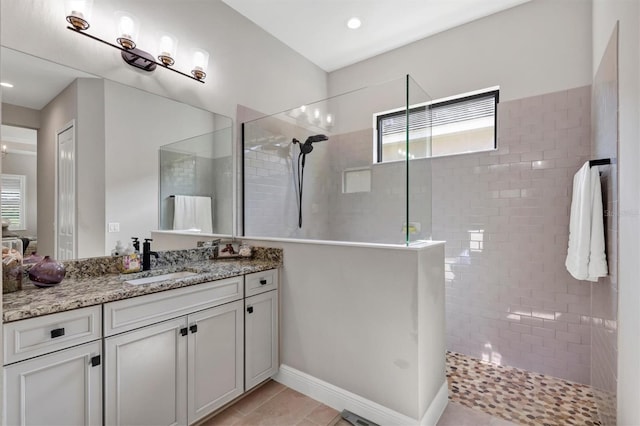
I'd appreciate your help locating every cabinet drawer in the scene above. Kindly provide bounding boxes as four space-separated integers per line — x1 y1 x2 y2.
245 269 278 297
104 276 243 336
3 306 102 365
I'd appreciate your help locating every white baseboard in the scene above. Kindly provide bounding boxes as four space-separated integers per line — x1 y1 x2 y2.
273 364 449 426
420 381 449 426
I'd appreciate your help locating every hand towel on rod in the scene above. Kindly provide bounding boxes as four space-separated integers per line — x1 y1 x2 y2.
565 162 608 281
173 195 213 233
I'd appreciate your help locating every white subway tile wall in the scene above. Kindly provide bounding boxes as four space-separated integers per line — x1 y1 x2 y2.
434 86 593 384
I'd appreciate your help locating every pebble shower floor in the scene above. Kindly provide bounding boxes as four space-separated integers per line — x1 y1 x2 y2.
446 351 602 425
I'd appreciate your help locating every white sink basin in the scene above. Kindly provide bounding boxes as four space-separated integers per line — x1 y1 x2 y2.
125 271 198 285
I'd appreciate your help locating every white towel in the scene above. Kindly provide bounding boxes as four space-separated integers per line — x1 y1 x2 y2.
565 162 608 281
173 195 213 233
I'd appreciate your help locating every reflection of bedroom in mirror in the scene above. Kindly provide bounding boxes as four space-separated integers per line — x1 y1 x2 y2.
1 124 38 256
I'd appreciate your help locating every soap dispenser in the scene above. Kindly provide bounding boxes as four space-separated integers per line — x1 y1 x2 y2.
112 240 125 256
119 242 141 273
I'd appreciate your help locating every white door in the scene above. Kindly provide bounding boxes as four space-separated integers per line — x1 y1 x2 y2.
4 341 102 426
187 300 244 424
56 123 76 260
245 290 279 391
105 317 188 426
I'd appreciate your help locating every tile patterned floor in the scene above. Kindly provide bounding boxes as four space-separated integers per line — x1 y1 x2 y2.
447 351 602 426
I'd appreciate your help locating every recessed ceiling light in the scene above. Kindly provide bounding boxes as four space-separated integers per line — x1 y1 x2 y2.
347 17 361 30
0 82 14 88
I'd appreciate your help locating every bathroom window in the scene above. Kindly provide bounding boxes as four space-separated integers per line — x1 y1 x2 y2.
375 88 499 162
1 174 26 230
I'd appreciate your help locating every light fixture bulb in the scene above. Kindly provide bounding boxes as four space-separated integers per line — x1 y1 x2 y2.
347 17 361 29
300 105 306 113
0 82 14 88
115 12 139 49
158 33 178 66
314 109 320 119
65 0 93 30
190 48 210 81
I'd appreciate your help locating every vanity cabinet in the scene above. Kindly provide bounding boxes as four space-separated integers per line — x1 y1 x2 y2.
244 269 279 391
3 268 279 426
3 306 103 426
104 277 245 426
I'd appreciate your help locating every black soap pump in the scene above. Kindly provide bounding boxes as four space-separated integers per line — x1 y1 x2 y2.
131 237 140 253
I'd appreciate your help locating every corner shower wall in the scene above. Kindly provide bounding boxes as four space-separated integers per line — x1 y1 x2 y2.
242 76 432 245
439 86 594 384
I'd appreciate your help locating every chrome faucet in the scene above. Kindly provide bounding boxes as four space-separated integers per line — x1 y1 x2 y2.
142 238 159 271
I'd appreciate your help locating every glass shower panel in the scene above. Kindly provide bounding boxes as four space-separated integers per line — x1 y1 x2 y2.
159 117 233 235
406 75 433 244
244 76 434 245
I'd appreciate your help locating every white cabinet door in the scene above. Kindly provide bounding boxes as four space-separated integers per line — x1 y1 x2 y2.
105 317 188 426
4 340 102 426
187 300 244 424
245 290 279 391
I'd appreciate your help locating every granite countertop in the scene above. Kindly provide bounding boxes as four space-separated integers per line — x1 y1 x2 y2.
3 247 283 323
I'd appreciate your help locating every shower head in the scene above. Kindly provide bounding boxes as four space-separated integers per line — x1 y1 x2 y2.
304 134 328 144
292 134 329 155
292 134 328 145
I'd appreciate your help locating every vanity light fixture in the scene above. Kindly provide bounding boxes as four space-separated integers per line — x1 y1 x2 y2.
1 145 7 158
65 2 208 83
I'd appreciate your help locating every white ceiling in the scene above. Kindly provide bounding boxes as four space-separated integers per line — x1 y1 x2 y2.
222 0 530 72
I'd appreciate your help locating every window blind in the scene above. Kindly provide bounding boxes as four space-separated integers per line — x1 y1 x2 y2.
380 92 497 137
1 174 26 230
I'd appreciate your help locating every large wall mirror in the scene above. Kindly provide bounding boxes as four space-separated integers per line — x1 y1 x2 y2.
0 46 233 260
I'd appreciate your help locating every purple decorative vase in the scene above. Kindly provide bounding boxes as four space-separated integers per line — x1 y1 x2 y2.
28 256 66 287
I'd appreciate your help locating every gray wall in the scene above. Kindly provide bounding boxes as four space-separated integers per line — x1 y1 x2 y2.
76 78 106 258
328 0 592 102
1 104 40 129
